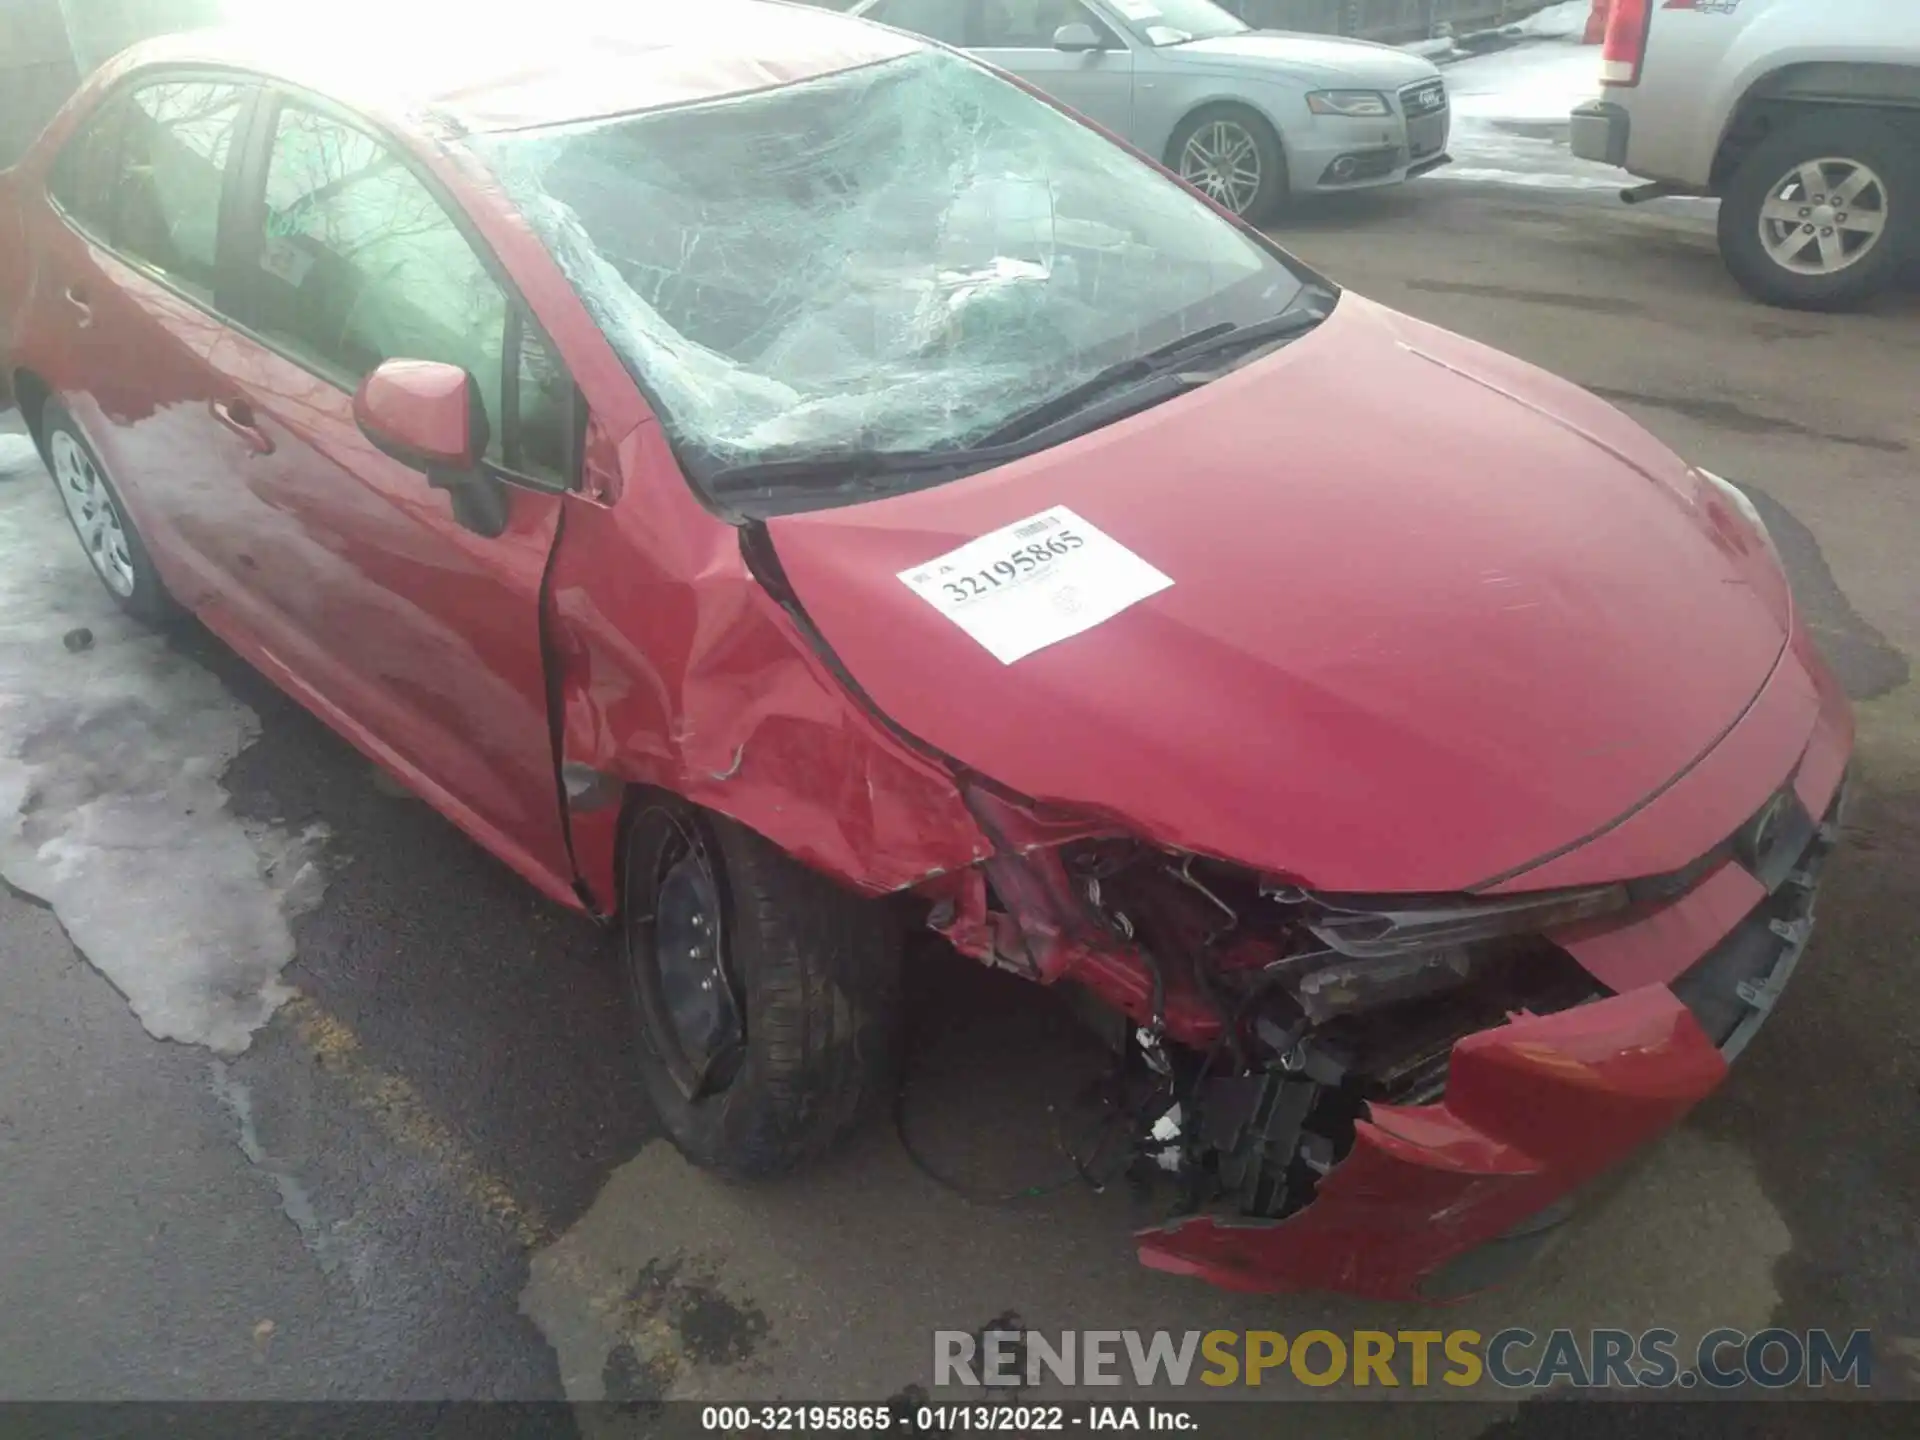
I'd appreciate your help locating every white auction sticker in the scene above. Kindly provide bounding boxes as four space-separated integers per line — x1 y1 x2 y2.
897 506 1173 664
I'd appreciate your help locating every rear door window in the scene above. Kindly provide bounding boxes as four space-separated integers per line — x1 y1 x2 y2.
48 98 125 236
113 80 253 300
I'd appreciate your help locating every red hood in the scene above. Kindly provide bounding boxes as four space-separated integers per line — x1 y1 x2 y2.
766 296 1793 893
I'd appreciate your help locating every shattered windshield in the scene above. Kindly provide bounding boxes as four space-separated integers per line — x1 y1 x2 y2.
475 48 1302 499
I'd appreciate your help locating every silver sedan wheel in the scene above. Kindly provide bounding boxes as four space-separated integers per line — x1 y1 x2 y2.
1179 119 1263 215
1757 157 1889 277
50 429 136 598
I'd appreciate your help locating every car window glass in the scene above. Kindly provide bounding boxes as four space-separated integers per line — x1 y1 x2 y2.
514 323 573 482
866 0 971 45
114 81 251 298
252 105 519 460
979 0 1090 45
48 99 124 235
479 48 1299 495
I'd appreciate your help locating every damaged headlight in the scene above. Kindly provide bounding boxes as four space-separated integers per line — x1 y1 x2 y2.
1292 947 1477 1023
1286 886 1628 1021
1302 885 1630 960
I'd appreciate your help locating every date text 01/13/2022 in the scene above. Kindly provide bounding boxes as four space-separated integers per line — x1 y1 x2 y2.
696 1405 1199 1432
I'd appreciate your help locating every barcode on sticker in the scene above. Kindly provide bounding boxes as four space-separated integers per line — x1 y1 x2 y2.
1014 516 1060 540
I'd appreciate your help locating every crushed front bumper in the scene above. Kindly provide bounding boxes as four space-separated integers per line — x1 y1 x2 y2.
1136 760 1850 1301
1137 984 1729 1298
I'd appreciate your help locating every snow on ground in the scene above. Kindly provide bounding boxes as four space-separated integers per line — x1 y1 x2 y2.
1511 0 1593 40
0 442 325 1055
1440 37 1629 191
0 434 38 474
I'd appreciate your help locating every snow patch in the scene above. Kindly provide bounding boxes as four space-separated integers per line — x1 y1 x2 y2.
1438 36 1644 192
210 1060 338 1272
0 465 326 1054
1512 1 1594 40
0 433 43 475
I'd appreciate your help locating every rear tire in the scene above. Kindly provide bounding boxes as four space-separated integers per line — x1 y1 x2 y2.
620 797 902 1178
1169 106 1289 225
1718 111 1914 311
40 401 177 626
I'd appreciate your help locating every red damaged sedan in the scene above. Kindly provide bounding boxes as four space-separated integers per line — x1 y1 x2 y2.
0 2 1851 1299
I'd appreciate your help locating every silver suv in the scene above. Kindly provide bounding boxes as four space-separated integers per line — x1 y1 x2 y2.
1572 0 1919 309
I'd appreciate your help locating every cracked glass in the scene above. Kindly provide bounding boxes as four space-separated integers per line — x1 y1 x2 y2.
475 48 1303 496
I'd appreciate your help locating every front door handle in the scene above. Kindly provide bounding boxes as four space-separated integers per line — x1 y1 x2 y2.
210 399 275 456
63 285 92 328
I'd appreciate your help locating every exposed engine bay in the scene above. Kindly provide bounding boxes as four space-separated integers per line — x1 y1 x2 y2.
923 830 1608 1227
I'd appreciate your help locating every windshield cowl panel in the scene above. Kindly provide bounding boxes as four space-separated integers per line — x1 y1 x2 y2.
475 48 1303 508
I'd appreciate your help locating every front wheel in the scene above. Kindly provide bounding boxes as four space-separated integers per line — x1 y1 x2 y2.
1717 112 1914 310
620 797 902 1178
1169 106 1288 226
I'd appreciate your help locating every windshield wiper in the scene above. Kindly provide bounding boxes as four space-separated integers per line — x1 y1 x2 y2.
705 446 974 500
971 293 1336 449
704 292 1338 503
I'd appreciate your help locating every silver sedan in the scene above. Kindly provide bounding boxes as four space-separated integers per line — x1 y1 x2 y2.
842 0 1452 222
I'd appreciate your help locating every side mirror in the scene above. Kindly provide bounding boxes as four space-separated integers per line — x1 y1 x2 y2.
353 358 485 471
1052 22 1105 52
353 359 508 536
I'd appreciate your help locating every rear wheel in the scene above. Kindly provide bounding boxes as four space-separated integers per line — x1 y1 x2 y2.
620 797 902 1178
1170 106 1288 225
1718 111 1913 310
41 402 176 625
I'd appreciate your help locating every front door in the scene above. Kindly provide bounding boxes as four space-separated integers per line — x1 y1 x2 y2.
974 0 1138 139
202 95 580 899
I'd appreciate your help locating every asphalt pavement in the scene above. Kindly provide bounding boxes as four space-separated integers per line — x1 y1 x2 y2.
2 59 1917 1431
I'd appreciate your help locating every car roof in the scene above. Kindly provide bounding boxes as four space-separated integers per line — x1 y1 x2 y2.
107 0 925 134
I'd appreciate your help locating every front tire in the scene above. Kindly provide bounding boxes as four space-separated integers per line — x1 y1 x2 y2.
1169 106 1289 225
41 401 176 625
620 797 902 1178
1718 111 1913 311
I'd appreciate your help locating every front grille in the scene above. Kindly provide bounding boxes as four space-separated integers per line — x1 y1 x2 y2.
1670 778 1846 1057
1401 80 1449 118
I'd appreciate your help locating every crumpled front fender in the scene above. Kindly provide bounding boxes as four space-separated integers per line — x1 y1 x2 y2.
1135 985 1729 1299
547 418 993 911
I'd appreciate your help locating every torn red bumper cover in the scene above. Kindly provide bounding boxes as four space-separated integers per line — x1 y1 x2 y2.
1137 660 1852 1301
1137 985 1727 1299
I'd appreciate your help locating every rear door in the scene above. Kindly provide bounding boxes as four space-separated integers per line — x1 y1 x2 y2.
200 92 580 900
27 75 263 609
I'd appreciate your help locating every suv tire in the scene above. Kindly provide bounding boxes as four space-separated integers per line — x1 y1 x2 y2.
1719 111 1914 311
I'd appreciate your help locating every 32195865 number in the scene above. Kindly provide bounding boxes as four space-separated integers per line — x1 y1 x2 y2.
940 528 1084 605
697 1403 1071 1431
700 1404 899 1430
